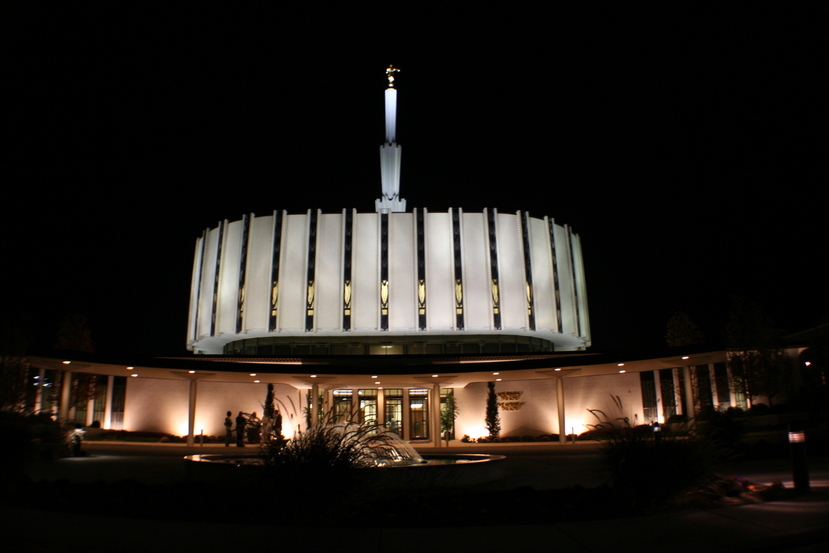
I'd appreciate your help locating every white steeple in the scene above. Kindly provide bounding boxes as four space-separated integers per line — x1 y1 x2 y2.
375 65 406 213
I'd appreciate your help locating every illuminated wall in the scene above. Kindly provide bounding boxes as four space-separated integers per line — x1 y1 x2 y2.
123 379 300 438
187 209 590 354
454 373 643 440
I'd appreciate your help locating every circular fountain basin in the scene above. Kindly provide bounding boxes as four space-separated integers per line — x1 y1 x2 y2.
184 453 506 488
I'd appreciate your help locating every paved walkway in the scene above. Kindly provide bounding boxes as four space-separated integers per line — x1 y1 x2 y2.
5 441 828 552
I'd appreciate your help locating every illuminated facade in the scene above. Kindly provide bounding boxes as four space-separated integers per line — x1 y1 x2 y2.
26 69 759 447
187 67 590 357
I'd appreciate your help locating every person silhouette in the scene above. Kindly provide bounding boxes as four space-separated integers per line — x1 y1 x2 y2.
235 411 246 447
224 411 233 446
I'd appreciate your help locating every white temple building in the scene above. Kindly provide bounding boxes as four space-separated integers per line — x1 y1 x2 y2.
26 67 759 447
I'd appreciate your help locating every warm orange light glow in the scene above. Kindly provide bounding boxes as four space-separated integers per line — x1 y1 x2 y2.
62 361 71 365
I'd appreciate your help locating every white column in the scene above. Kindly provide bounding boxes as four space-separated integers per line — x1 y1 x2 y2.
402 388 410 441
682 365 695 418
103 375 114 429
708 364 719 407
556 377 566 444
86 397 95 426
726 364 738 408
352 389 359 423
432 384 441 447
377 388 385 427
187 379 198 447
58 370 72 421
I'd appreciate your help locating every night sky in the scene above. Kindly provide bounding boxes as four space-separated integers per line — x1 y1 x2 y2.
4 7 826 356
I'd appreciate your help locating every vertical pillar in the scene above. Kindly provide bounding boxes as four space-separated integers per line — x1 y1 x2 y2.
103 375 114 429
726 364 738 408
402 388 410 441
682 365 695 419
86 397 95 426
377 388 385 427
58 370 72 421
653 370 664 423
432 384 441 447
708 364 719 408
352 389 359 423
556 377 566 444
311 383 319 428
187 379 198 447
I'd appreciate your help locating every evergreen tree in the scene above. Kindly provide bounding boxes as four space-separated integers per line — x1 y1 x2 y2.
726 296 790 406
665 311 704 347
485 381 500 439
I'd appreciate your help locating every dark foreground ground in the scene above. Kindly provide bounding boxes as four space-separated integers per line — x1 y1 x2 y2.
3 441 828 552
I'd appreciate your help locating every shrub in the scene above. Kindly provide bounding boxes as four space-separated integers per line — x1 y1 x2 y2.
587 396 720 508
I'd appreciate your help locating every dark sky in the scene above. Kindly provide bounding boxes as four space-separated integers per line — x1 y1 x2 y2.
4 7 826 356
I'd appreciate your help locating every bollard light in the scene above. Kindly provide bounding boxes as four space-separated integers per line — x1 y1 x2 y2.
789 422 810 495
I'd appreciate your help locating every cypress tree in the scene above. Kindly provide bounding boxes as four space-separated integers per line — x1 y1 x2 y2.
485 381 500 440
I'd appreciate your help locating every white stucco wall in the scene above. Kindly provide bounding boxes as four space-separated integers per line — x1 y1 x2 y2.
453 373 644 439
123 378 302 438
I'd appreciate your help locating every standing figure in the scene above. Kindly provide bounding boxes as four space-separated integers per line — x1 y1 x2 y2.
236 411 246 447
274 408 283 440
224 411 233 447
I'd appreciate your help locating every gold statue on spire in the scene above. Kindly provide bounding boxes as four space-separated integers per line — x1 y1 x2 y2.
385 64 400 88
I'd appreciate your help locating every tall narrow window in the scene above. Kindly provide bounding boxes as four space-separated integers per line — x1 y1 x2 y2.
520 211 536 330
547 218 563 332
659 368 677 419
487 209 501 329
409 388 429 439
380 213 389 330
236 214 250 333
210 221 225 336
359 389 378 425
384 389 403 435
452 209 464 330
269 211 283 332
640 371 658 424
305 211 318 331
343 210 353 330
332 389 353 423
416 208 427 330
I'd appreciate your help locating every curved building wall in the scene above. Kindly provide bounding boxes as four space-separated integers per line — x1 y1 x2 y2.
187 208 590 354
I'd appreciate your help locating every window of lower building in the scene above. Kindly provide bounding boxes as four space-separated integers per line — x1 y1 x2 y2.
358 389 378 425
409 388 429 439
384 389 402 436
332 389 352 423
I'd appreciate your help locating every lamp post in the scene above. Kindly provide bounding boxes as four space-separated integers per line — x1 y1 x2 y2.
788 421 810 495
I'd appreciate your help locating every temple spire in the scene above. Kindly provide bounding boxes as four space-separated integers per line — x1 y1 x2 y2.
376 65 406 213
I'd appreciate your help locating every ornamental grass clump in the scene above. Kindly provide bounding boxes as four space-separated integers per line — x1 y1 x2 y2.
261 412 408 475
587 396 720 509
